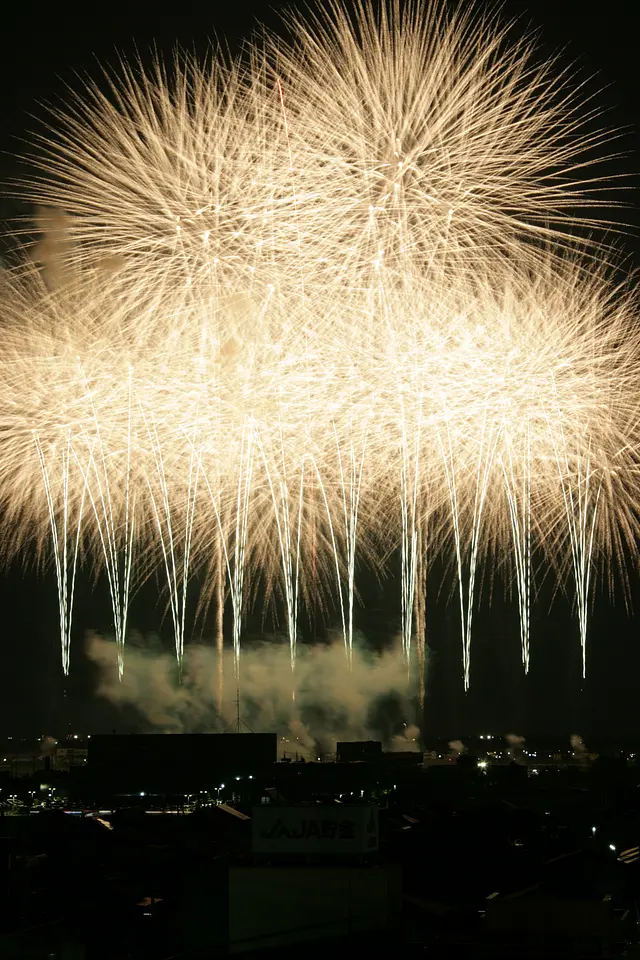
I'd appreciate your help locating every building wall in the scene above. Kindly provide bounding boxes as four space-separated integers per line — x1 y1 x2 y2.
228 865 401 953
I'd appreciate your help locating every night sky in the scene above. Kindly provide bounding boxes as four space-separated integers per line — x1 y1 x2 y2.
0 1 639 740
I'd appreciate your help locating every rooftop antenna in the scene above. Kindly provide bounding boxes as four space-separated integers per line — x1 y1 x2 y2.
62 679 72 737
224 685 254 733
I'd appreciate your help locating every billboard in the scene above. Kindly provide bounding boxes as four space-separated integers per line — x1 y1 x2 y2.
252 804 378 856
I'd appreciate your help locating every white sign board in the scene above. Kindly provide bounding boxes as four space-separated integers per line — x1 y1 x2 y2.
252 805 379 855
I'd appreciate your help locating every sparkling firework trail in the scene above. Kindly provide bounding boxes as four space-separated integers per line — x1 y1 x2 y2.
500 422 532 672
35 430 86 675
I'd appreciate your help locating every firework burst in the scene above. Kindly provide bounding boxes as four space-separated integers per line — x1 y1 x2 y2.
1 1 637 693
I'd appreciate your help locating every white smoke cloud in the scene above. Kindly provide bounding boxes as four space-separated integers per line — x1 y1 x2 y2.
505 732 526 764
570 733 590 768
505 733 525 747
389 723 421 752
39 736 57 758
32 206 73 290
31 206 125 289
86 632 423 755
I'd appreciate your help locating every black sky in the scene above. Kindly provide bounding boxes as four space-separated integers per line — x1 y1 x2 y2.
0 1 639 739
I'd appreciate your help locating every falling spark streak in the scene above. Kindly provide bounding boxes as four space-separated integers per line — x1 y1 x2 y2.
141 410 200 667
399 396 422 668
256 424 305 673
437 416 466 684
550 423 603 678
231 420 255 677
500 422 532 672
414 520 427 708
304 454 348 647
183 425 254 681
333 421 368 663
74 367 135 678
35 431 87 675
438 407 500 689
215 540 224 710
465 414 500 690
